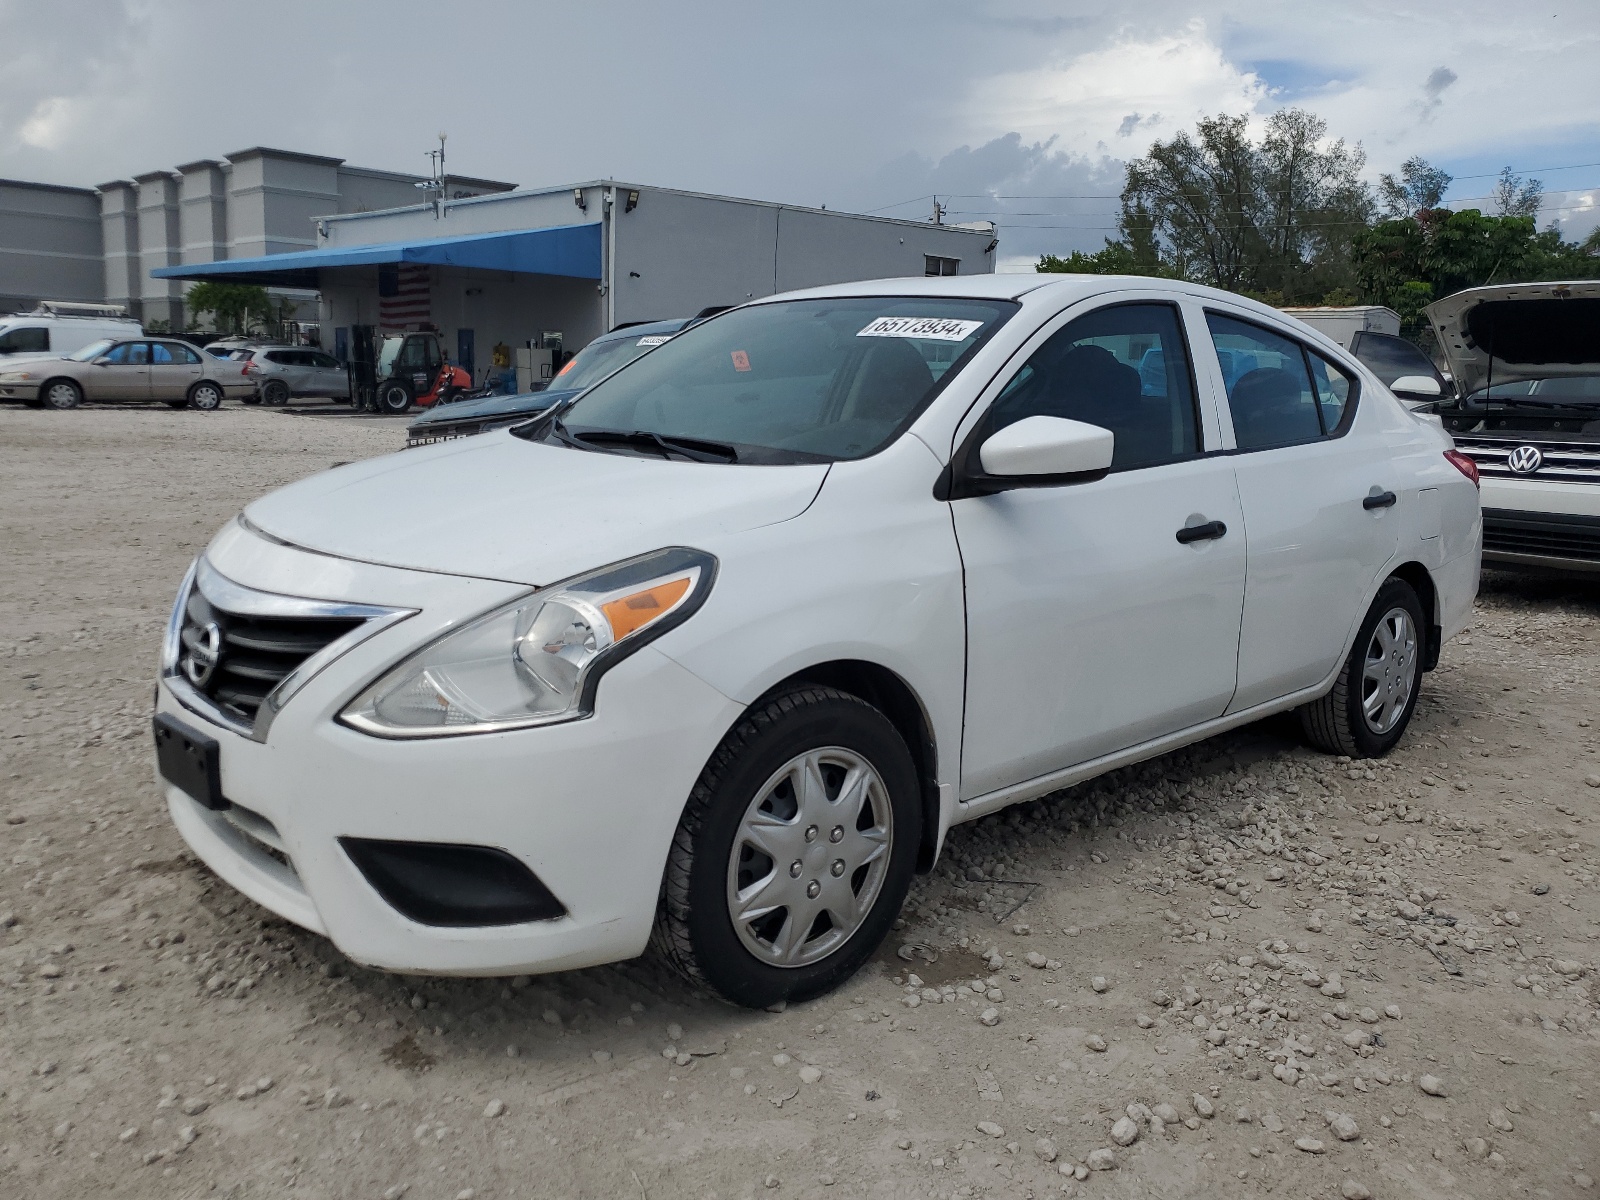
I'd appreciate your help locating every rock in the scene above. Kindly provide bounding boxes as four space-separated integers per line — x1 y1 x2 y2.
1025 952 1048 969
1294 1136 1326 1154
979 1008 1001 1027
592 1050 611 1064
1418 1074 1447 1097
1341 1180 1373 1199
1034 1136 1058 1162
799 1066 822 1085
1343 1029 1372 1048
53 1121 71 1138
666 1022 684 1041
764 1175 781 1189
180 1098 208 1116
323 1088 349 1108
1233 1107 1253 1123
1136 1013 1154 1029
1575 1172 1594 1190
1585 773 1600 788
1091 976 1109 993
1463 1136 1489 1160
772 1054 791 1067
1384 1004 1402 1020
1487 1108 1513 1132
976 1121 1005 1138
119 1127 139 1143
1087 1148 1117 1171
1085 1034 1107 1052
483 1099 505 1119
1111 1116 1140 1146
1191 1094 1215 1119
1266 866 1286 881
1358 1008 1379 1024
1326 1112 1360 1141
1152 1103 1180 1125
1502 911 1521 927
1261 1112 1284 1133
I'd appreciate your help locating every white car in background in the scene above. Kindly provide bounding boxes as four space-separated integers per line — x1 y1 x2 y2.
152 275 1480 1008
1426 280 1600 574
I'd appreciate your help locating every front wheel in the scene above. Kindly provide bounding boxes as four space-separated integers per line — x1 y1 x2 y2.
653 686 921 1008
41 379 82 410
378 381 413 414
188 382 224 411
1299 577 1425 758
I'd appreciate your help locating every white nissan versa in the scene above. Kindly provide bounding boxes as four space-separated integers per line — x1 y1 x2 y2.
153 275 1481 1008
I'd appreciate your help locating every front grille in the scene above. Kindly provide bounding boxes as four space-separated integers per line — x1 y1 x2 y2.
180 587 362 727
1455 436 1600 485
1482 508 1600 564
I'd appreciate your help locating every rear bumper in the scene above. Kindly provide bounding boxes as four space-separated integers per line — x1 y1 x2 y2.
1482 508 1600 573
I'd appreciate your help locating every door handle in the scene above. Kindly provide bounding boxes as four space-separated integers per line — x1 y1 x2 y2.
1175 520 1228 544
1363 490 1398 510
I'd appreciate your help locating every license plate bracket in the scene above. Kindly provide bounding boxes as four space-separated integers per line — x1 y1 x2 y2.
153 712 225 810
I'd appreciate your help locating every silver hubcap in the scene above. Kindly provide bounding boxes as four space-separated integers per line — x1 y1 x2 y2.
726 747 893 968
47 384 76 407
194 386 219 408
1361 607 1416 735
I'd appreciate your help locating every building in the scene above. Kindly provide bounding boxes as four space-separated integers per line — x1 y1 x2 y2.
0 147 514 324
152 181 998 382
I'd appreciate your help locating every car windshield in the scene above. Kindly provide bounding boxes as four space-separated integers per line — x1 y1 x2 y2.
551 328 680 393
554 297 1016 463
68 340 114 361
1463 375 1600 405
377 337 404 377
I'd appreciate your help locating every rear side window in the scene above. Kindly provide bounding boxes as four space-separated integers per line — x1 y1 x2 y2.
151 343 175 363
175 344 201 364
0 326 49 353
1207 314 1350 450
311 352 341 369
1348 331 1440 388
987 302 1200 471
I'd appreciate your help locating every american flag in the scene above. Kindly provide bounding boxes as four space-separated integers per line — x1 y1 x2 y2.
378 263 431 328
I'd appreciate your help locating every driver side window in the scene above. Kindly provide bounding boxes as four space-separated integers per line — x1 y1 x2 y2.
986 303 1200 471
103 343 149 365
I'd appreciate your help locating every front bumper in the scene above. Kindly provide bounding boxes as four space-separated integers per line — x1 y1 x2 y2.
156 533 742 977
1479 477 1600 573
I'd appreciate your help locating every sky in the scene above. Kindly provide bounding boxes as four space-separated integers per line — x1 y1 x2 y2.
3 0 1598 272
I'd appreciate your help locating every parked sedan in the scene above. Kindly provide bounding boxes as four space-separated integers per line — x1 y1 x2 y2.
245 347 351 405
153 275 1480 1009
404 318 693 447
0 337 255 410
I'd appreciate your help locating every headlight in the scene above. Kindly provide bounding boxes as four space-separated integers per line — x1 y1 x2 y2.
1 372 33 382
340 547 716 738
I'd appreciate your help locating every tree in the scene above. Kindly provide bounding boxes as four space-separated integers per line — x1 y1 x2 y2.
1491 166 1543 219
1114 108 1372 300
183 282 273 334
1377 157 1452 218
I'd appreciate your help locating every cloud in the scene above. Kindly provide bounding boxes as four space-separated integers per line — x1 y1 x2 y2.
1418 66 1459 121
18 97 80 150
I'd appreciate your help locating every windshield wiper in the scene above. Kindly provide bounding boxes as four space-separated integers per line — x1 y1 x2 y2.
1494 397 1600 411
573 429 739 463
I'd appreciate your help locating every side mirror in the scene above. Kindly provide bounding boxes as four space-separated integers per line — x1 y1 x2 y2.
936 415 1115 500
1390 375 1442 398
979 416 1115 479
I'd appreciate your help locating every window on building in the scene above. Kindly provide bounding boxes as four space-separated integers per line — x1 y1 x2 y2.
924 255 960 277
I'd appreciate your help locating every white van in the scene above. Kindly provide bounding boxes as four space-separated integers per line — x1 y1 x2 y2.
0 303 143 365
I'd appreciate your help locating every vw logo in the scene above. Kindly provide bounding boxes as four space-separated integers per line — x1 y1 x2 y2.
1506 445 1543 474
182 621 223 688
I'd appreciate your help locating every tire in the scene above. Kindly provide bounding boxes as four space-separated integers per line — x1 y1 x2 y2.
187 382 224 411
1299 577 1426 759
41 379 82 410
653 685 921 1008
261 380 290 406
240 393 263 406
378 381 414 414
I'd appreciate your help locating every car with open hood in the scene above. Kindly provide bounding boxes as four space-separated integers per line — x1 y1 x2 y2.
403 318 694 448
152 274 1479 1009
1425 281 1600 574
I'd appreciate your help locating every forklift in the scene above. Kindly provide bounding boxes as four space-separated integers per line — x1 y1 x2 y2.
353 331 474 414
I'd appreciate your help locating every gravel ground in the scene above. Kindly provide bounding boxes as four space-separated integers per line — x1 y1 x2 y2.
3 404 1599 1200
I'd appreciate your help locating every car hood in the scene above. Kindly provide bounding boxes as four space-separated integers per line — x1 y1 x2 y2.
1426 280 1600 394
0 353 73 373
242 431 830 586
409 387 578 429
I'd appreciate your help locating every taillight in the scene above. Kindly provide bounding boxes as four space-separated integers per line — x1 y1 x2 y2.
1444 449 1479 489
243 363 256 375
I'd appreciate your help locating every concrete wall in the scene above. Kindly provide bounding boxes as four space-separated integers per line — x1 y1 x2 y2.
177 160 228 265
136 172 184 327
0 179 106 312
98 182 140 314
226 148 342 259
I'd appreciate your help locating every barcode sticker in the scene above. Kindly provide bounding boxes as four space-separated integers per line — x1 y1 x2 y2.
857 316 983 341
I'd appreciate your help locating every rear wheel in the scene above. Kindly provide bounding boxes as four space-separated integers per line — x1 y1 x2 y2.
41 379 82 410
1299 577 1425 758
240 393 263 406
378 381 413 414
261 380 290 406
653 686 921 1008
187 381 224 411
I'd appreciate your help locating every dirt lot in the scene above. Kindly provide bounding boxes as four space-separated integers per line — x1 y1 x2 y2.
3 404 1599 1200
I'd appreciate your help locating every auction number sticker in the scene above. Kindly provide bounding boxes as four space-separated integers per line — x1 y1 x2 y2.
730 350 752 371
636 335 671 346
857 316 983 342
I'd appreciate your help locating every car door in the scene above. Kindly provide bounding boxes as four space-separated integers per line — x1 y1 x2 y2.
309 351 349 397
1202 308 1401 711
89 341 151 400
952 298 1247 801
147 341 203 399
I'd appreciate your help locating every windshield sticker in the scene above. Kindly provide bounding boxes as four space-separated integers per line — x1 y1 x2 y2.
636 335 671 347
731 350 751 372
857 316 984 342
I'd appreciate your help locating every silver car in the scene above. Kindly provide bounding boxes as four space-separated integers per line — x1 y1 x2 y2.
245 348 350 405
0 337 255 410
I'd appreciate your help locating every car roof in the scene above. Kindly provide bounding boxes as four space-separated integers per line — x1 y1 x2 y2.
595 317 693 343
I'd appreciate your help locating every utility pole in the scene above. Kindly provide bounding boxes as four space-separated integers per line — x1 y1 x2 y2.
931 196 944 225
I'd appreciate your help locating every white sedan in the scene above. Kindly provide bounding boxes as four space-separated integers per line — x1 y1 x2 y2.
152 275 1481 1008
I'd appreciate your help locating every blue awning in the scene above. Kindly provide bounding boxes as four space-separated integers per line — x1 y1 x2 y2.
151 222 602 288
